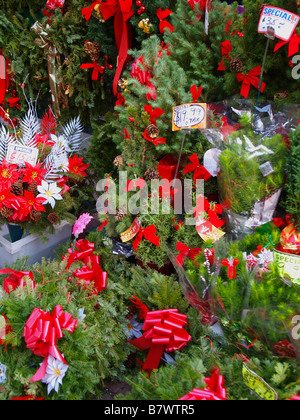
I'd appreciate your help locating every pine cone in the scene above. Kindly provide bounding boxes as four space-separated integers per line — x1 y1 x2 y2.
113 155 125 168
84 42 101 62
30 210 42 222
230 58 244 73
27 181 38 197
144 168 159 181
125 353 137 369
1 206 14 219
146 124 160 139
48 212 59 224
115 207 127 222
11 179 23 196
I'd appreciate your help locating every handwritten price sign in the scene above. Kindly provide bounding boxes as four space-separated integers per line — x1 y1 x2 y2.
6 144 39 167
172 103 207 132
258 6 300 42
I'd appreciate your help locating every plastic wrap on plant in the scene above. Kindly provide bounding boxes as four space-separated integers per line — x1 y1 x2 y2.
112 239 133 258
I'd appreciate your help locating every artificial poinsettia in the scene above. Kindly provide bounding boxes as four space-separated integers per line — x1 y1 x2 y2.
68 154 89 177
0 160 21 189
0 188 15 211
21 162 47 185
22 190 47 214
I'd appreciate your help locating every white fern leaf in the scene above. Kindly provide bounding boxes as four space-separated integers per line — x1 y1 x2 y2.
19 107 40 148
0 125 14 163
62 116 84 153
43 142 68 181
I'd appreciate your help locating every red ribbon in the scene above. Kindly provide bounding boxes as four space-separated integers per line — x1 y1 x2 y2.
99 0 133 95
144 105 165 125
130 56 156 101
194 196 224 229
81 1 100 21
143 130 166 146
0 50 9 105
129 296 149 320
179 368 227 400
190 85 203 103
236 66 265 99
132 225 160 251
175 242 202 267
274 31 300 57
23 305 78 381
218 40 232 71
0 269 35 294
183 153 212 183
129 309 191 371
64 239 95 269
157 8 175 34
80 62 106 80
74 254 107 295
221 258 239 279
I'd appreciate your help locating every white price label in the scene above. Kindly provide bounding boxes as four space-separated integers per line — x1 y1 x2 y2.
6 144 39 167
258 6 300 42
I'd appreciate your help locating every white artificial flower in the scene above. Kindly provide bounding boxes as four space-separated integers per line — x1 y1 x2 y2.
77 308 86 322
124 315 143 340
50 134 71 153
37 181 63 209
0 361 7 383
41 355 68 395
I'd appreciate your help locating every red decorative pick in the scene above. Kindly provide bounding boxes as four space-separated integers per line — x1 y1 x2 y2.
129 309 191 371
157 8 175 34
221 257 239 279
236 66 265 99
183 153 212 183
218 40 232 71
274 30 300 57
132 225 160 251
175 242 202 267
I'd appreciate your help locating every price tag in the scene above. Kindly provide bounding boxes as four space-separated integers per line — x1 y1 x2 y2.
242 364 278 401
120 218 141 243
273 249 300 285
172 103 207 132
6 144 39 167
258 6 300 42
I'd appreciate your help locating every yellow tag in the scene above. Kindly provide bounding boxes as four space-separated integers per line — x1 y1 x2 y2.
242 364 278 400
120 218 141 243
172 103 207 131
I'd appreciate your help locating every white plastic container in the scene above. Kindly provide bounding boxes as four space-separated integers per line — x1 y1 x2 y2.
0 221 72 267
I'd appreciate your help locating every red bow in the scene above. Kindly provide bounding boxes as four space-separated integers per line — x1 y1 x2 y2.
183 153 212 183
175 242 202 267
221 258 239 279
132 225 160 251
99 0 134 95
129 309 191 370
236 66 265 99
157 8 175 34
218 40 232 71
0 269 35 294
64 239 95 269
80 62 106 80
74 255 107 295
81 1 100 21
129 296 149 320
130 56 156 101
194 196 224 229
23 305 78 381
144 105 165 125
190 85 203 103
143 130 166 146
179 368 227 400
274 31 300 57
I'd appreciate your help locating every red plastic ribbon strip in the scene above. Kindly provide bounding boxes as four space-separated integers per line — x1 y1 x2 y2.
236 66 265 99
157 8 175 34
179 368 227 400
175 242 202 267
129 309 191 371
221 258 239 279
0 269 35 294
132 225 160 251
23 305 78 381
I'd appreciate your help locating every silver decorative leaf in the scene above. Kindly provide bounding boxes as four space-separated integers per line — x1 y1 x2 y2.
19 107 40 148
0 125 13 163
62 116 84 153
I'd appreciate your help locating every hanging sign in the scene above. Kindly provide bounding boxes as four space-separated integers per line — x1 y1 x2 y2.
258 6 300 42
6 144 39 167
172 103 207 131
273 249 300 285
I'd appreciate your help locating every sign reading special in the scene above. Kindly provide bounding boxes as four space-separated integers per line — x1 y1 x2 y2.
258 6 300 42
172 103 207 132
6 144 39 167
273 249 300 285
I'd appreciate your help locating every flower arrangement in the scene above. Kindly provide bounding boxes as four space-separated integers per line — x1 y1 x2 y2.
0 104 89 240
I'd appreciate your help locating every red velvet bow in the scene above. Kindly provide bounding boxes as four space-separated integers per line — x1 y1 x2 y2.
175 242 202 267
133 225 160 251
179 368 227 400
194 196 224 229
23 305 78 381
74 254 107 295
221 258 239 279
274 31 300 57
190 85 203 103
65 239 95 269
80 62 106 80
236 66 265 99
143 130 166 146
0 269 35 294
99 0 133 95
144 105 165 125
218 40 232 71
157 8 175 34
183 153 212 183
129 309 191 370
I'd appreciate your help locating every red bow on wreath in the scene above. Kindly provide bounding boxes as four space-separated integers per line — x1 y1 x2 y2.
179 368 227 400
132 225 160 251
23 305 78 382
0 269 35 294
74 255 108 295
129 309 191 371
144 105 165 125
236 66 265 99
183 153 212 183
175 242 202 267
274 30 300 57
194 196 224 229
157 8 175 34
80 62 106 80
218 40 232 71
221 257 239 279
64 239 95 269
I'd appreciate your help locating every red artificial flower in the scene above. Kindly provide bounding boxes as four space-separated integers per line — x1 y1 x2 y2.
34 133 55 147
0 160 21 188
68 154 89 177
23 190 46 214
0 188 15 210
21 162 47 185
